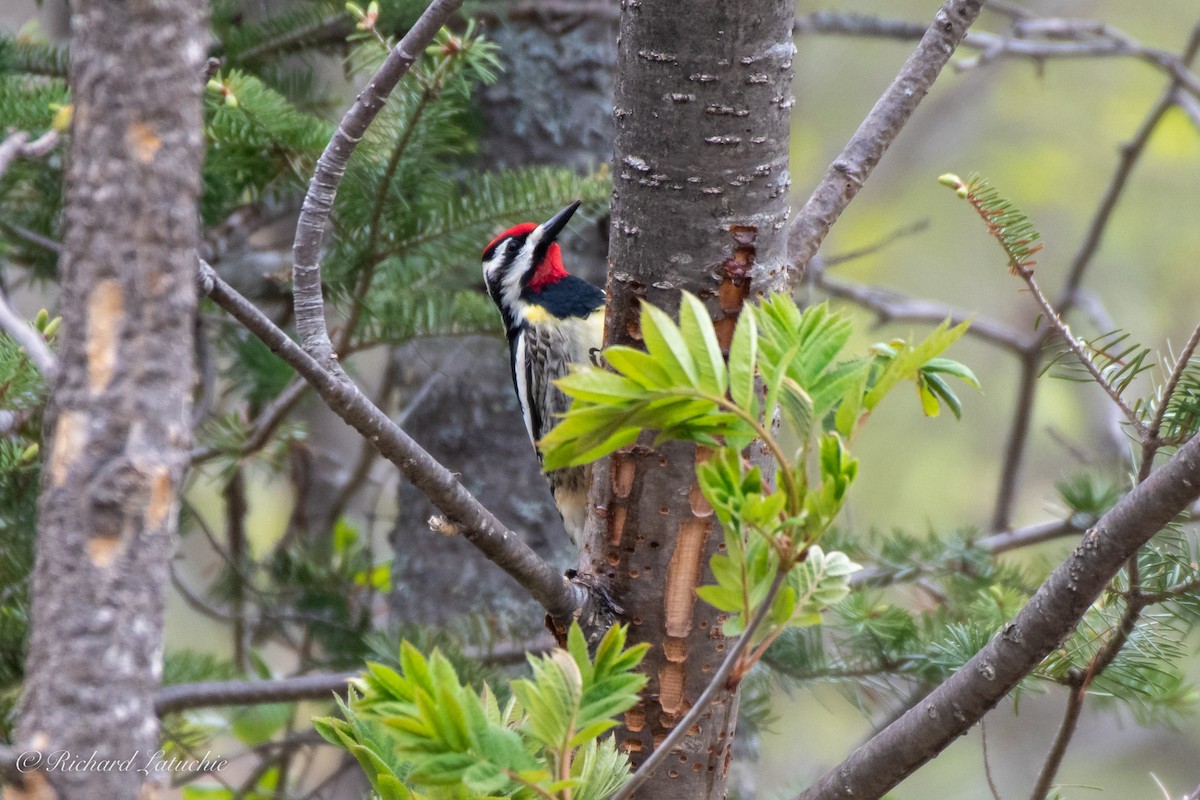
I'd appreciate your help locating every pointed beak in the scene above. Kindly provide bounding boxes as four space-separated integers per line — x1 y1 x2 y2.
540 199 582 243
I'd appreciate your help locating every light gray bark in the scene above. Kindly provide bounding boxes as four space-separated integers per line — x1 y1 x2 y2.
13 0 207 797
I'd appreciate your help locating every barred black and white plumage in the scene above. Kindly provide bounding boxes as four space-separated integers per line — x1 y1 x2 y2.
482 200 605 548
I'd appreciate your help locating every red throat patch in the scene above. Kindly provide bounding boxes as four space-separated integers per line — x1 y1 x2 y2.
527 243 567 291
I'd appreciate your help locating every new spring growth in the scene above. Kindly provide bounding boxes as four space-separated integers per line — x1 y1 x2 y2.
205 79 238 108
938 173 969 199
938 172 1042 275
346 1 379 31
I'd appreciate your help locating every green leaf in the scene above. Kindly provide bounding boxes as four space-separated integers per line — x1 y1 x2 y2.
922 357 981 389
778 377 815 442
863 319 971 412
728 309 759 415
603 345 677 390
916 374 942 417
679 291 727 395
641 302 699 387
923 371 964 420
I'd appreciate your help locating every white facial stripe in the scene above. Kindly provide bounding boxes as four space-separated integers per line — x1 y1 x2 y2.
514 333 536 445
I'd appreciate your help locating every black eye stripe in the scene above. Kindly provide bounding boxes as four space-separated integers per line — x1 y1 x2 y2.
482 232 530 263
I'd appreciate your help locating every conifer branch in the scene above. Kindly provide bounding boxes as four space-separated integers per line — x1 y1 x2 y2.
797 426 1200 800
199 258 583 621
190 377 309 464
940 173 1149 438
787 0 986 278
291 0 464 371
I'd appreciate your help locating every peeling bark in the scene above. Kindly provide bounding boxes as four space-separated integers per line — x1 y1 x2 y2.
11 1 206 798
587 2 793 797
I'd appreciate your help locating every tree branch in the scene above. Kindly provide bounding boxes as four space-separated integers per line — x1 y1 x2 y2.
797 427 1200 800
794 12 1200 103
291 0 463 370
1054 21 1200 316
0 129 59 183
787 0 986 277
156 672 357 716
809 261 1030 353
198 259 583 620
0 289 56 380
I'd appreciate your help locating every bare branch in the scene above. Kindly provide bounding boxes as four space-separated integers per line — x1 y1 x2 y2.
787 0 986 277
797 426 1200 800
0 289 57 380
291 0 463 369
156 673 356 716
975 518 1084 555
852 518 1086 590
1054 22 1200 315
0 129 60 183
198 259 582 620
810 263 1029 353
0 131 62 380
1027 671 1086 800
794 11 1200 102
0 220 63 254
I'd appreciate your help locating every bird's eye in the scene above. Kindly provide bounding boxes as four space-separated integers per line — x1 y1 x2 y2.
506 239 518 253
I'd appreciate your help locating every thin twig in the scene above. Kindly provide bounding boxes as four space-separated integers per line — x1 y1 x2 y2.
1054 21 1200 317
1147 319 1200 443
1026 670 1085 800
812 264 1029 353
980 719 1003 800
793 13 1200 102
787 0 986 277
190 377 310 464
198 258 582 620
0 220 63 254
975 518 1084 555
988 21 1200 529
291 0 463 369
820 219 930 266
0 289 57 380
1011 264 1146 436
612 570 788 800
991 353 1040 530
852 517 1086 591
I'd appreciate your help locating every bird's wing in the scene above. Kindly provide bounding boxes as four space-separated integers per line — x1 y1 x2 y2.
522 324 576 456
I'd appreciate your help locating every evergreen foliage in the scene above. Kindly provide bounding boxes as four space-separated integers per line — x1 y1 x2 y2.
0 314 51 739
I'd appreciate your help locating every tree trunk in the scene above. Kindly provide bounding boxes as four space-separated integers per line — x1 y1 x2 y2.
588 2 793 798
11 0 206 798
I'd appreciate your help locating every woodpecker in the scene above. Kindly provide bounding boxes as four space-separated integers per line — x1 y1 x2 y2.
482 200 604 548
